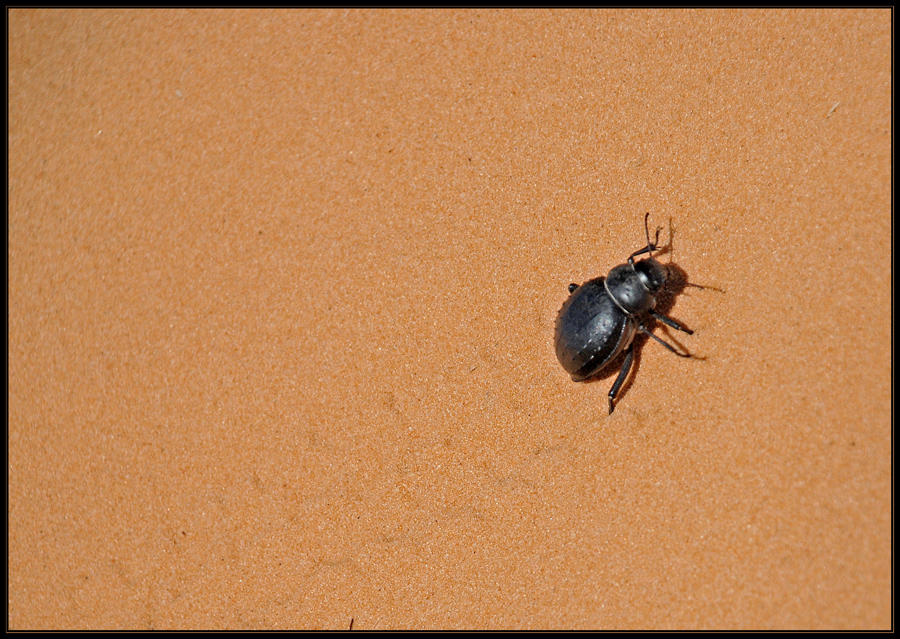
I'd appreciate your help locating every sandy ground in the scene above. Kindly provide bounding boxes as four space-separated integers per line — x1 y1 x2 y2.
8 8 891 630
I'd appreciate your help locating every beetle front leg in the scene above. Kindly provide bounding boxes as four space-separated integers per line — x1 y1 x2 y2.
626 213 663 263
607 344 635 415
638 323 692 358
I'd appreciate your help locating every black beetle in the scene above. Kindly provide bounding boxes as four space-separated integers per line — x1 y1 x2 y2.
554 214 693 414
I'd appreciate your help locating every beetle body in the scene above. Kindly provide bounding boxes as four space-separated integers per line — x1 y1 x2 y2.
554 214 693 414
554 277 636 382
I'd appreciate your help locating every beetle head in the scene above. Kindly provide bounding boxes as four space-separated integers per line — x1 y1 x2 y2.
634 257 667 294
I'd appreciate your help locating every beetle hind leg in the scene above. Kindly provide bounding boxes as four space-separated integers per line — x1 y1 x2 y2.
607 345 635 415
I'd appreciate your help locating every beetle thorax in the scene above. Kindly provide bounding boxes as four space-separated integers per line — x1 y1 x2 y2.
604 258 667 315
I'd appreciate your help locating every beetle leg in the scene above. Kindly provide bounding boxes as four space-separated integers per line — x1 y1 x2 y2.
638 324 692 358
649 310 693 335
607 345 635 415
627 213 662 263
